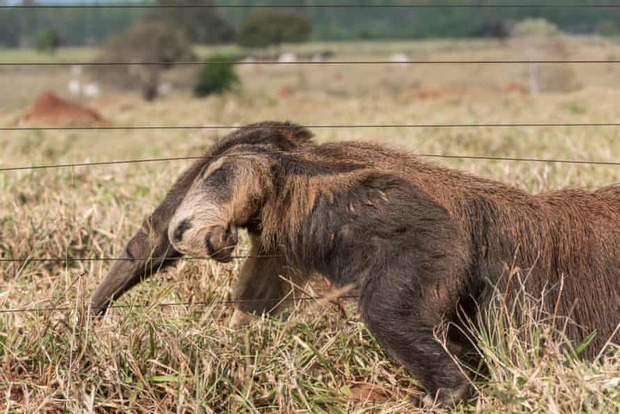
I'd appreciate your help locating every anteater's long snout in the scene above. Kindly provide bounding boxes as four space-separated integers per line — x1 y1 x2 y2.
89 252 147 315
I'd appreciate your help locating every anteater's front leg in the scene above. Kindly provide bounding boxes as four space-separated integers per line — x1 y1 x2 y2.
230 234 311 327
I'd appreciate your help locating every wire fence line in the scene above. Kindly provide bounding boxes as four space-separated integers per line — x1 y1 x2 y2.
0 255 280 263
0 294 360 315
3 123 620 172
1 146 618 315
3 3 620 8
1 5 618 318
3 125 619 314
8 121 620 132
3 151 620 173
4 60 620 66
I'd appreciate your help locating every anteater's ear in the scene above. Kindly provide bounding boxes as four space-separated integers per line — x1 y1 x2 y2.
275 121 314 145
235 121 314 149
213 121 314 155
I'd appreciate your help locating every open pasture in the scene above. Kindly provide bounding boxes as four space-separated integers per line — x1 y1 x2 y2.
0 37 619 412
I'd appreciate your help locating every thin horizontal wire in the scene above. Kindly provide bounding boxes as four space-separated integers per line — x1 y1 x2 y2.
0 294 359 314
415 153 620 166
2 60 620 66
0 255 280 263
3 150 620 173
0 155 207 171
3 3 620 9
6 122 620 132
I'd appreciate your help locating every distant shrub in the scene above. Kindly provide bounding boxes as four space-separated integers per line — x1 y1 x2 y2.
513 18 559 37
596 20 620 37
194 54 239 97
238 10 312 49
36 28 61 54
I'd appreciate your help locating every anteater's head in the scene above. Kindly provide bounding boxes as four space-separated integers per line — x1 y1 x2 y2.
89 121 313 315
168 150 273 262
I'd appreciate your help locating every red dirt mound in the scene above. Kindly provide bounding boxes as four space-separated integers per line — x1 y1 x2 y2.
20 91 107 126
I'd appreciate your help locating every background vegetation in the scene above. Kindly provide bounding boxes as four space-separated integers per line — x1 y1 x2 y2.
4 0 620 47
144 0 235 44
35 28 61 54
238 10 312 48
95 21 195 100
193 53 239 97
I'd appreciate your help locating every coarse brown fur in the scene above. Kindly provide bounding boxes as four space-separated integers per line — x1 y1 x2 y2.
91 121 620 405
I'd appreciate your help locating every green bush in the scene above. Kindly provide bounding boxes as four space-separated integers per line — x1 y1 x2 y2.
194 54 239 97
36 28 61 54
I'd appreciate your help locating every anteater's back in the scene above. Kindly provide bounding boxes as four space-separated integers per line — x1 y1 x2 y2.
307 141 620 357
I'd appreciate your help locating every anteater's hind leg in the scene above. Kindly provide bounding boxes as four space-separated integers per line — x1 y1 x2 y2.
358 272 472 406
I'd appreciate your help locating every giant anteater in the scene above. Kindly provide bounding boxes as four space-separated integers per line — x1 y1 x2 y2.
91 121 620 404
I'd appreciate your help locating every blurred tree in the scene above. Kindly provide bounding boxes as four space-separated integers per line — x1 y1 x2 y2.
194 54 239 97
19 0 38 47
36 28 61 54
238 10 312 49
96 22 195 101
144 0 235 45
0 1 19 47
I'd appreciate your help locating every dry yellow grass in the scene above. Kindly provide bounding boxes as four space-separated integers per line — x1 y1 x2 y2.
0 36 619 412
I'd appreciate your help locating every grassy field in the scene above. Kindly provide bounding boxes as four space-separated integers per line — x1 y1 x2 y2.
1 36 619 412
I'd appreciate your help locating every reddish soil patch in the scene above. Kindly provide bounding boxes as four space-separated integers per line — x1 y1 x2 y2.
413 87 469 100
278 85 293 99
349 383 391 404
401 87 471 104
506 82 529 95
20 91 107 126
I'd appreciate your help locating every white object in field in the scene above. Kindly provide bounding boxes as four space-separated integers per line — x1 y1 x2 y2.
242 56 256 67
157 82 173 96
278 52 297 63
71 65 83 77
83 82 101 98
528 63 541 94
312 53 323 63
390 53 409 67
68 79 81 96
